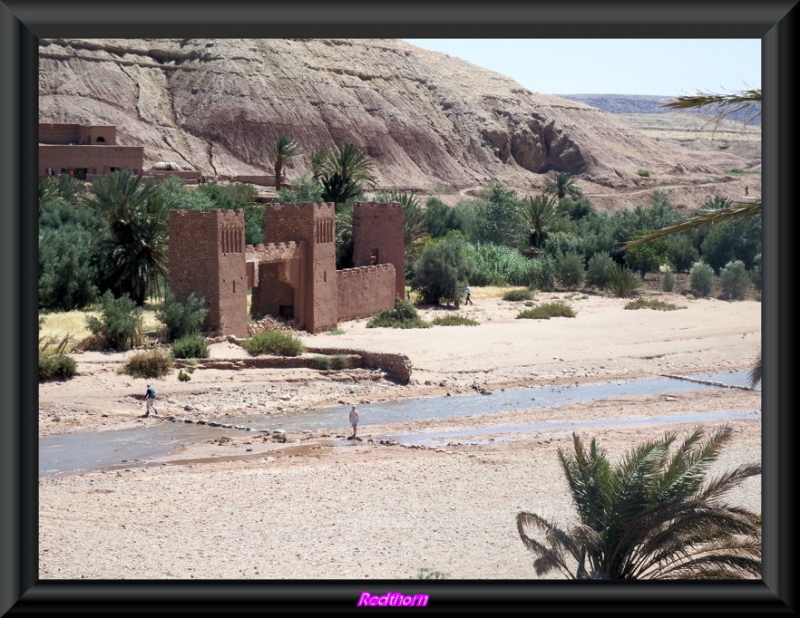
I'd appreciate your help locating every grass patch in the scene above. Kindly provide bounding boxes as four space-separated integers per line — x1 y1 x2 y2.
502 288 533 301
123 349 173 379
313 355 331 370
367 300 430 329
328 327 345 335
172 334 210 359
430 315 479 326
624 298 685 311
636 169 651 177
331 354 349 369
516 301 576 320
241 331 305 356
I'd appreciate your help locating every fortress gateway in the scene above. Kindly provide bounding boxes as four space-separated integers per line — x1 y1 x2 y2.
168 201 405 336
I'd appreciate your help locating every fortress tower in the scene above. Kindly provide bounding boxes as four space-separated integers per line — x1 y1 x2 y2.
261 202 338 333
351 201 406 300
168 209 248 337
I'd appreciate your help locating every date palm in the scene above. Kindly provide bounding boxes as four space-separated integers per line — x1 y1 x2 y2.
267 136 301 191
521 193 567 249
314 143 377 207
544 171 583 201
517 426 761 580
83 171 169 305
624 88 762 386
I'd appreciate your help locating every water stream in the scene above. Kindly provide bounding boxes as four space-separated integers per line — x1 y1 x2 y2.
39 370 759 478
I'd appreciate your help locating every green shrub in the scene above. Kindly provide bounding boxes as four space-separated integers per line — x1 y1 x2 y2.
412 237 469 305
331 354 349 369
662 268 676 292
430 315 479 326
624 298 683 311
689 261 715 297
241 331 306 356
367 299 430 329
502 288 532 301
178 369 192 382
516 301 576 319
636 169 651 177
750 254 761 291
585 252 616 289
720 260 750 300
605 265 641 298
313 355 332 370
172 334 210 359
555 252 585 290
85 290 143 350
38 354 77 381
156 292 208 341
124 349 173 379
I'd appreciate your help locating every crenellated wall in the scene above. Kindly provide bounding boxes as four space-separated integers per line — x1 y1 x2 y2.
336 264 397 323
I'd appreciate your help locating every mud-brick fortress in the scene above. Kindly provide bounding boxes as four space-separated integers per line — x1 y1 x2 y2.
168 201 405 336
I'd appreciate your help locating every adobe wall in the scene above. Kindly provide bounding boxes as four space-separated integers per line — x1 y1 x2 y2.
39 123 116 145
251 262 295 320
352 201 405 300
336 265 397 322
168 209 248 337
39 145 144 176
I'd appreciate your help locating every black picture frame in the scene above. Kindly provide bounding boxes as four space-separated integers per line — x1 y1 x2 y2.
2 1 795 614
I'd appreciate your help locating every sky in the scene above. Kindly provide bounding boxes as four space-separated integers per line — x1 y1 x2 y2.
402 39 760 97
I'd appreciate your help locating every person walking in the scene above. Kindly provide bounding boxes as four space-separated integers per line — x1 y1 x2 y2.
465 285 474 305
144 384 158 417
349 404 359 439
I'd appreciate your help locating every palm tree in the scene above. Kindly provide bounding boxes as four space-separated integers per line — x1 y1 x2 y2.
314 143 377 208
623 88 762 386
520 193 567 249
267 136 301 191
83 171 169 305
517 426 761 580
544 171 583 200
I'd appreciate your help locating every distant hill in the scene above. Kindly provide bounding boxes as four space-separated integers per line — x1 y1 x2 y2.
559 94 761 126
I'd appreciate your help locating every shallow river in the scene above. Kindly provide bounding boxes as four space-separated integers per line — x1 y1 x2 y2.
39 370 760 478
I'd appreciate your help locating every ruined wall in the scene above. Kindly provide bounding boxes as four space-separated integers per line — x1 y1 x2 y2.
352 201 405 300
337 265 397 323
39 123 116 145
251 262 295 320
168 209 248 337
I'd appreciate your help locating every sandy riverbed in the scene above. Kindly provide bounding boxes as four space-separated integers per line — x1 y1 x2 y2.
38 289 762 579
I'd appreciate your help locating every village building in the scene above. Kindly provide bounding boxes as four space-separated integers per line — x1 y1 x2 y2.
168 201 405 336
39 123 144 180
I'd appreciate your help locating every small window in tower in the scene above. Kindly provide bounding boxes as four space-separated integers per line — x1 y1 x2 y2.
370 248 379 265
233 280 236 293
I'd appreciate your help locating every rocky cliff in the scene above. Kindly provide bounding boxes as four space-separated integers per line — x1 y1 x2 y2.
39 38 751 202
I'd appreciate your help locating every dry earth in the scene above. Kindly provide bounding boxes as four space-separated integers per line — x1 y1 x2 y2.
38 288 762 580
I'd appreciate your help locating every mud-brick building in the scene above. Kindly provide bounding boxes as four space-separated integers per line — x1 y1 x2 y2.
168 201 404 337
39 122 144 179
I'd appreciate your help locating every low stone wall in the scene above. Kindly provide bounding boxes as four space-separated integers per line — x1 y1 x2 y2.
179 346 412 384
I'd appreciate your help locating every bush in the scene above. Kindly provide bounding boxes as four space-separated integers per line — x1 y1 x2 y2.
85 290 143 350
38 354 77 381
624 299 684 311
178 369 192 382
313 355 332 370
662 268 676 292
720 260 750 300
555 252 585 290
412 237 469 305
124 349 173 379
157 292 208 341
605 265 641 298
516 302 576 319
585 252 616 289
241 331 306 356
367 299 430 329
331 354 349 369
750 254 761 291
689 261 715 297
430 315 479 326
637 169 651 177
502 288 532 301
172 334 210 359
